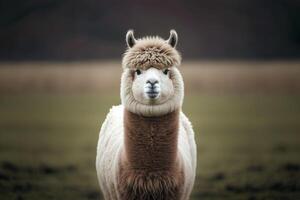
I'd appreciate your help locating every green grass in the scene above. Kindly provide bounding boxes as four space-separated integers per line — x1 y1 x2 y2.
0 94 299 200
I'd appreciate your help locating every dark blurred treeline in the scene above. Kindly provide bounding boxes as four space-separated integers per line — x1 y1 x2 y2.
0 0 300 61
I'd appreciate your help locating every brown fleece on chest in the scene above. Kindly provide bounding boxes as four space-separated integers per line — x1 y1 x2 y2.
117 109 184 200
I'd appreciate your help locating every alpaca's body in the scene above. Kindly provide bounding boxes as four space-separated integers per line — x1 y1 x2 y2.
96 30 197 199
96 105 196 200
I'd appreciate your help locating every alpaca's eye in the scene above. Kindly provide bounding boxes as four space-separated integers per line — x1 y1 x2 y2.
163 69 170 75
135 69 141 75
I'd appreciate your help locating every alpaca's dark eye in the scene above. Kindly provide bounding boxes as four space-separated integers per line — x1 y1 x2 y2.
135 69 141 75
163 69 170 75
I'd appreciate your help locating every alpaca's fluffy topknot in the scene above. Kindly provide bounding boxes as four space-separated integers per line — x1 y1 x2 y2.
122 37 181 70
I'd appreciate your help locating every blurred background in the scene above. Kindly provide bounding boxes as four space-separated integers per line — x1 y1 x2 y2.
0 0 300 200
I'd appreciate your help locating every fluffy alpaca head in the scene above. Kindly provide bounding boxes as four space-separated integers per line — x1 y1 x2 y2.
121 30 184 116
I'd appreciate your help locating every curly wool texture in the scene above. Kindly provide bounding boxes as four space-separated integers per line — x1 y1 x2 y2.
122 37 181 70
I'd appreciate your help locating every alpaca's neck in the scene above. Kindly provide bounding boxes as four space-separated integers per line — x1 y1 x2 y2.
123 108 180 172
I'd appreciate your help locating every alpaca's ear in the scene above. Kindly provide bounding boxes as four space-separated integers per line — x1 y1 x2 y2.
126 30 136 48
167 29 178 48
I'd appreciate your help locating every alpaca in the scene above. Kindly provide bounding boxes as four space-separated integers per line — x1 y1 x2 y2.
96 30 197 200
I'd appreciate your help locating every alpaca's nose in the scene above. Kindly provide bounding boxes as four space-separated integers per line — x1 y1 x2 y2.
146 79 159 87
145 77 160 99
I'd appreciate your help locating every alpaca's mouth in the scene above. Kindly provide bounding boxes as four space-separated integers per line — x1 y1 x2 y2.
146 91 159 99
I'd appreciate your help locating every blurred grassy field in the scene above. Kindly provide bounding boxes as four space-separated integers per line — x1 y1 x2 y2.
0 93 299 200
1 61 300 94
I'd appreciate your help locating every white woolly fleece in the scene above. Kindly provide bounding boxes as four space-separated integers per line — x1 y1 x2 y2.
96 105 197 200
